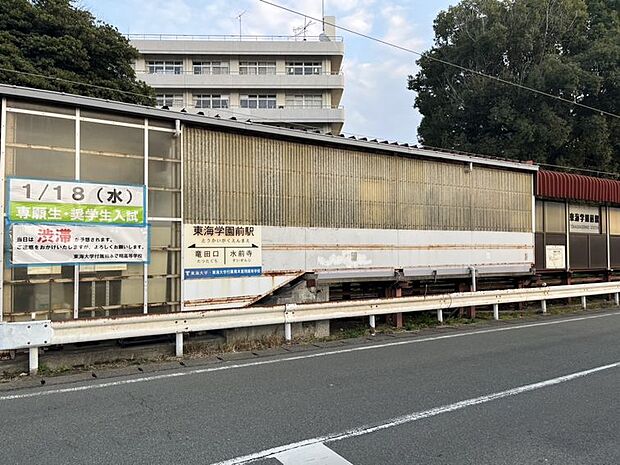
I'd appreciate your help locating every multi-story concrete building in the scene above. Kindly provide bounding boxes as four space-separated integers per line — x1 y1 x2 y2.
129 17 344 134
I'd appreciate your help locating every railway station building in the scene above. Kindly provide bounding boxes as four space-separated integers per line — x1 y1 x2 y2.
1 84 619 328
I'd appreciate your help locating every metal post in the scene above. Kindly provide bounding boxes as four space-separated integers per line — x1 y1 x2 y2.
284 303 295 342
394 287 403 328
468 266 477 319
0 98 7 322
493 303 499 320
606 205 611 271
541 300 547 314
470 266 477 292
29 347 39 375
178 120 185 312
581 296 587 309
436 309 443 323
565 202 571 272
369 315 376 333
175 332 183 357
615 293 619 306
73 108 81 319
143 119 149 315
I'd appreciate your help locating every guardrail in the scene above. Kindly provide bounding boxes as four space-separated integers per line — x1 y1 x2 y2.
2 281 619 374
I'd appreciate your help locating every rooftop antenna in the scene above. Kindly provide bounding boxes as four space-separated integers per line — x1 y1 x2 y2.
322 0 325 32
236 10 246 40
293 16 315 41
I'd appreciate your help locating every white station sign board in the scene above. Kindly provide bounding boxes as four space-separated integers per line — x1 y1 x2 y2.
184 224 262 279
11 223 148 265
569 205 600 234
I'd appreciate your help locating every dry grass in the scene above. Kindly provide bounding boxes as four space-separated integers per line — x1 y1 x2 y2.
185 334 285 357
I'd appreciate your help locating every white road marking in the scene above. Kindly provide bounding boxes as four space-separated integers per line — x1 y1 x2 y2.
210 361 620 465
0 311 618 401
274 442 353 465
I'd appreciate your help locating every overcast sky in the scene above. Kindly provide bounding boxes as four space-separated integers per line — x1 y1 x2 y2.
81 0 457 143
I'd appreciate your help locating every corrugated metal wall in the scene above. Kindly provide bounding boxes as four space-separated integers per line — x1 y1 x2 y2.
184 127 532 232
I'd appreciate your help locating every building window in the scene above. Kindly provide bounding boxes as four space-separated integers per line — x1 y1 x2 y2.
285 93 323 108
239 61 276 75
286 62 322 75
544 201 566 233
240 94 277 109
147 61 183 75
194 94 229 109
156 94 183 108
193 61 229 75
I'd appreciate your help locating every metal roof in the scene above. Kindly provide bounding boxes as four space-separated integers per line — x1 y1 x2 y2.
0 84 538 172
537 170 620 204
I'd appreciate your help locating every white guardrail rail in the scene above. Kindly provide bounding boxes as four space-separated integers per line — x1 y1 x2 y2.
2 282 620 373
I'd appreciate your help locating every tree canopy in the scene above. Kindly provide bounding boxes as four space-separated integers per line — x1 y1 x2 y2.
0 0 153 105
408 0 619 172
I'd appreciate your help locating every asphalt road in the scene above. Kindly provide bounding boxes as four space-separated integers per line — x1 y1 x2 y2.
1 311 619 465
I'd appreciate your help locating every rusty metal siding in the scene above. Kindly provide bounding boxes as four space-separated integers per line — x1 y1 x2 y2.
537 170 620 205
184 127 533 232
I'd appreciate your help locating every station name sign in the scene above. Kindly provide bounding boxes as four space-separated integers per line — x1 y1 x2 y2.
183 224 262 279
569 205 600 234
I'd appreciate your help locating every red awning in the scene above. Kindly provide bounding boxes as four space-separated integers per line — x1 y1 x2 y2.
537 170 620 204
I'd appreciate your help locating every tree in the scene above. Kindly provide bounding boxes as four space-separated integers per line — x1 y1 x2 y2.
0 0 153 105
408 0 619 172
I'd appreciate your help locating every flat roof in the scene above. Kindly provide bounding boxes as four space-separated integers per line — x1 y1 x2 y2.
129 37 345 56
127 34 344 42
0 84 538 172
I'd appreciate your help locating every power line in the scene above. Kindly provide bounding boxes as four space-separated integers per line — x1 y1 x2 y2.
0 63 357 134
0 64 439 145
189 105 408 141
0 66 346 133
0 65 373 138
538 162 620 179
0 67 152 100
257 0 620 120
0 54 612 170
0 65 583 162
3 63 612 170
3 63 614 173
